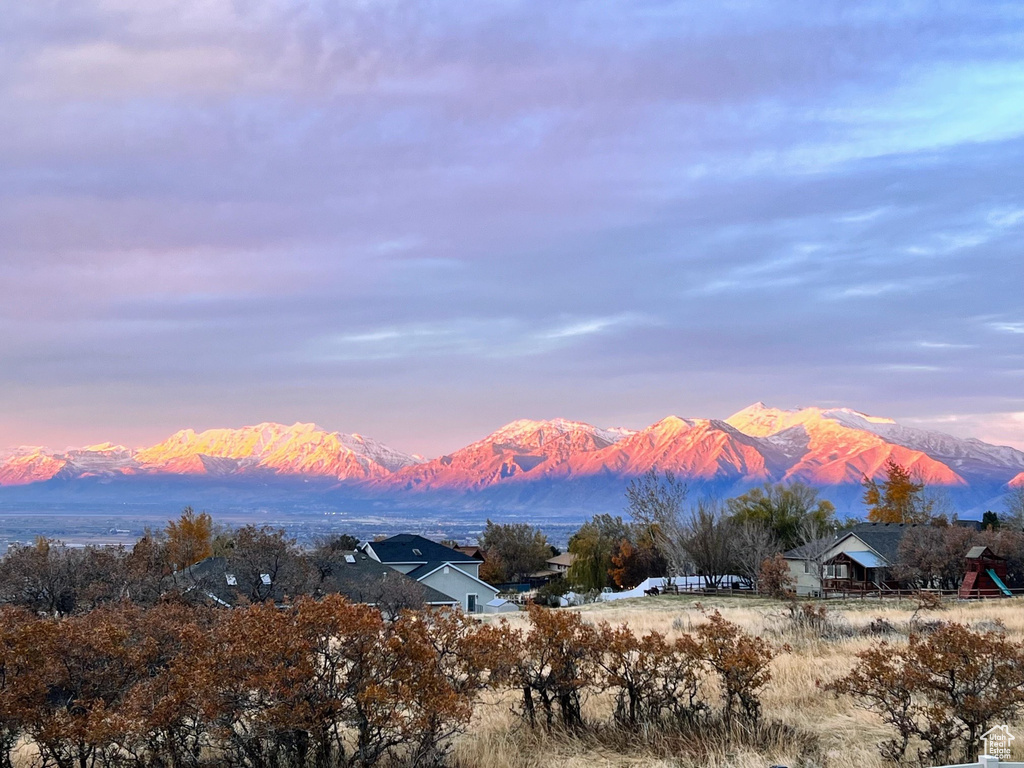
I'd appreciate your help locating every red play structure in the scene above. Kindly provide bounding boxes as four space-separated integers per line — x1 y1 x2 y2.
958 546 1012 598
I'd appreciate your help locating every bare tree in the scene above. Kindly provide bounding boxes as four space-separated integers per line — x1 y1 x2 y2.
624 469 690 578
227 525 306 603
733 522 780 591
681 499 736 588
1004 485 1024 531
796 516 835 597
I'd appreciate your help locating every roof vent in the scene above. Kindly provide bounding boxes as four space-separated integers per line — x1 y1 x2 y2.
345 554 356 564
225 574 237 586
412 548 422 556
260 573 272 585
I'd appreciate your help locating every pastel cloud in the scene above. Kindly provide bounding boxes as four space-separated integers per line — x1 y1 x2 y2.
0 1 1022 456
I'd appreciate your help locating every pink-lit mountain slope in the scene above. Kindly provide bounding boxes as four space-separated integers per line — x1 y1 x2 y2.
0 423 421 486
382 418 634 492
724 403 968 486
133 422 419 480
560 417 781 481
2 407 1023 502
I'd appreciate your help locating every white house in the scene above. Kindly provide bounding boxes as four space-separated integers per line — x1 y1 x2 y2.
360 534 502 613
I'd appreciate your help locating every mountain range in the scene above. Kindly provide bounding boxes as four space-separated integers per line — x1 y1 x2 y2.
2 404 1022 517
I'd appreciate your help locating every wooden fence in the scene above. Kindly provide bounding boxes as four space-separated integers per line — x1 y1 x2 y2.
930 758 1024 768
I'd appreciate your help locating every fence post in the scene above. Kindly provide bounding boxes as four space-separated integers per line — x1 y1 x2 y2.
978 754 998 768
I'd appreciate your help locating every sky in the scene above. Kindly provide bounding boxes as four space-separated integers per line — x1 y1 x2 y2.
2 0 1023 457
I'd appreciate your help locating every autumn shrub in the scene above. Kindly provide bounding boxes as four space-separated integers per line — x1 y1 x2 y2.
695 610 775 725
757 553 795 598
0 606 43 768
771 601 851 641
827 622 1024 764
118 602 220 768
13 603 161 768
389 609 496 767
505 605 601 730
595 623 706 727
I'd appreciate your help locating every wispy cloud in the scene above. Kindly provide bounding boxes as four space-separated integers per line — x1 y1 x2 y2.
1 1 1023 454
306 314 650 362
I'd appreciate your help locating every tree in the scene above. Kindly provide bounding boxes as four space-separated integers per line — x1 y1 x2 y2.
1003 485 1024 530
567 514 630 590
726 482 835 550
227 525 305 603
894 524 977 590
165 507 213 571
732 522 780 591
624 469 689 578
608 536 668 590
478 521 550 583
758 553 795 598
982 510 1001 530
862 460 933 523
794 515 835 597
0 538 83 616
681 500 736 588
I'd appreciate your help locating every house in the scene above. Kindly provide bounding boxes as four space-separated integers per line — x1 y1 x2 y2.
167 551 458 611
526 552 576 587
361 534 501 614
453 545 485 561
783 539 834 597
546 552 575 574
784 523 922 596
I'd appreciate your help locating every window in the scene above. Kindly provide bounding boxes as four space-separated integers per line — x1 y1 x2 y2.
804 561 809 574
344 554 356 564
467 594 478 613
826 563 848 579
412 548 422 556
260 573 272 585
225 573 237 586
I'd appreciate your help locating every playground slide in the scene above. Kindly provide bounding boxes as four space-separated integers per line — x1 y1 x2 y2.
986 568 1013 596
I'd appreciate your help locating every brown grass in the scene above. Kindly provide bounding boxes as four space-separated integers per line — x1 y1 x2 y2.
462 595 1024 768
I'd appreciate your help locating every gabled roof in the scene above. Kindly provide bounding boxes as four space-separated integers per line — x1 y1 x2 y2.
454 545 485 561
965 545 1003 560
837 523 922 565
366 534 479 565
317 550 458 605
166 556 288 607
167 552 457 608
783 537 839 559
546 552 575 568
405 561 499 595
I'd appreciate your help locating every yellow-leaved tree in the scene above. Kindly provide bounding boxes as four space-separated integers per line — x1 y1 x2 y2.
862 460 933 523
165 506 213 571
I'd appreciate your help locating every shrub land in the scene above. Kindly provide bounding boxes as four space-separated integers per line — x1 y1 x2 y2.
5 596 1024 768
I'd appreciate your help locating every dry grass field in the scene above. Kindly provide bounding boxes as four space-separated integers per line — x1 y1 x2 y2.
455 595 1024 768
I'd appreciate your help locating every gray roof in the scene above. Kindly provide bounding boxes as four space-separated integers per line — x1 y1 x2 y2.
366 534 478 566
784 537 838 559
317 550 458 605
841 523 922 565
965 545 1002 560
167 552 457 608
